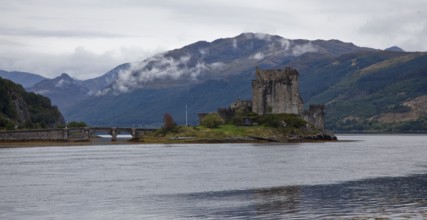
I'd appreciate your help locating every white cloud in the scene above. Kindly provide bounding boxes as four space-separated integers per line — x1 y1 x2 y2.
291 43 317 56
0 0 426 79
251 52 265 60
55 79 66 88
279 39 291 51
109 53 225 93
232 39 238 49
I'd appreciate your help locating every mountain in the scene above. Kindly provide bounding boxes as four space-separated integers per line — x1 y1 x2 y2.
0 70 46 88
385 46 405 52
29 73 89 109
82 63 131 94
0 77 65 130
303 51 427 132
63 33 375 127
24 33 427 132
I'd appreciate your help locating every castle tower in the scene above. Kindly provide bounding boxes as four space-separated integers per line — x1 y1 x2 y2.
303 105 325 130
252 67 304 115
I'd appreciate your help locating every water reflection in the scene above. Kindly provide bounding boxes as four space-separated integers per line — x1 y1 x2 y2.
254 186 300 217
173 174 427 219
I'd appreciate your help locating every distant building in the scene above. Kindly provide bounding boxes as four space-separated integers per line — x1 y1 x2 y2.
199 67 325 130
252 67 303 115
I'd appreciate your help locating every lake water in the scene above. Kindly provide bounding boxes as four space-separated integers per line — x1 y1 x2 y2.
1 135 426 219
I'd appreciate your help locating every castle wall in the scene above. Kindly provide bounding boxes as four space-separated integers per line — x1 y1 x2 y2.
217 107 235 123
303 105 325 130
252 67 303 115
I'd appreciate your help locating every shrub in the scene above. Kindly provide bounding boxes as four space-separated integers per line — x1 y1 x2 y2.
257 113 306 128
67 121 88 128
0 116 16 130
201 113 224 128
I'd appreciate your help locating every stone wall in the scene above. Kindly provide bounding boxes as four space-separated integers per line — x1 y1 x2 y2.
252 67 303 115
230 99 252 111
0 127 148 142
303 105 325 130
0 128 71 141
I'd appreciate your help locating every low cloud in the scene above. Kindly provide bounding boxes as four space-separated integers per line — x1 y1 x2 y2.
242 32 272 41
279 39 291 51
108 53 225 93
232 39 238 49
251 35 317 58
251 52 265 60
291 43 317 56
55 79 66 87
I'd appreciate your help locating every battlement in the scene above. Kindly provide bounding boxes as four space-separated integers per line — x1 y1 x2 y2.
254 67 299 82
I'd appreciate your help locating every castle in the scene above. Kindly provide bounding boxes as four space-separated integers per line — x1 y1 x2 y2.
252 67 303 115
200 67 325 130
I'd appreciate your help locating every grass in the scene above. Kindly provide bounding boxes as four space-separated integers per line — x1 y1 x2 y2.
142 124 322 143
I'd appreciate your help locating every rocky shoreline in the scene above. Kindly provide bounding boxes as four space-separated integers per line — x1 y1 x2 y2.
0 132 337 148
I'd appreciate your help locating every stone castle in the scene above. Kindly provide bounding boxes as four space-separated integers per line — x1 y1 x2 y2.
200 67 325 130
252 67 303 115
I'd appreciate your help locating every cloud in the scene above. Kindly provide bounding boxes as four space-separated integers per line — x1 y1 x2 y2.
1 0 427 80
291 43 317 56
279 39 291 51
242 32 273 41
0 26 127 38
232 39 238 49
251 52 265 60
254 33 272 41
108 53 225 93
358 9 427 51
0 46 158 79
55 79 66 87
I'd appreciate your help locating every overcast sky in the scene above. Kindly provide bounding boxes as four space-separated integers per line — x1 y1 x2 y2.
1 0 426 79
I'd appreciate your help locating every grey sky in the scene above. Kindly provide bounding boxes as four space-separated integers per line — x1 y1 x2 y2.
0 0 426 79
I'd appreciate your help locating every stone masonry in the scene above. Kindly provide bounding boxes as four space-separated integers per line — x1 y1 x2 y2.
252 67 304 115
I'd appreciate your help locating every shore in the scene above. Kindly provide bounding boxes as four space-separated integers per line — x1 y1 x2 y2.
0 135 337 148
0 137 142 148
0 125 337 148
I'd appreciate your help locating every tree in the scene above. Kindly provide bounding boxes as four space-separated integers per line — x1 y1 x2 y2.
67 121 88 128
163 113 176 130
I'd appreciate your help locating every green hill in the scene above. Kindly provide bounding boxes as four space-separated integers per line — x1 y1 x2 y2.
300 51 427 132
0 77 65 130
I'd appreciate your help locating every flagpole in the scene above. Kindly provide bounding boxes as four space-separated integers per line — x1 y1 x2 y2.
185 105 188 126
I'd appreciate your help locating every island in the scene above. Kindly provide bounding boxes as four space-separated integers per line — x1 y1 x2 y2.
144 67 336 143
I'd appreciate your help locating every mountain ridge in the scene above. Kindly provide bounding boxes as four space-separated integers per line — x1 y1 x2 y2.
3 33 427 132
0 70 46 88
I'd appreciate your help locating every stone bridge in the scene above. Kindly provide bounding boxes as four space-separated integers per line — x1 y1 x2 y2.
0 127 156 142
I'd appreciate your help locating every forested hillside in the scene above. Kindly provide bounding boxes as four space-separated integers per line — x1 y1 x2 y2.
0 77 65 130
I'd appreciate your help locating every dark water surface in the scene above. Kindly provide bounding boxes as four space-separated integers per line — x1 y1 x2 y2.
1 135 426 219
